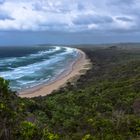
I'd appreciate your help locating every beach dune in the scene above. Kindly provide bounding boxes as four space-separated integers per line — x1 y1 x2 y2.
19 49 91 98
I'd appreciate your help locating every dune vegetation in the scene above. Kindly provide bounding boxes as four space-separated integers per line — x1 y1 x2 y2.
0 45 140 140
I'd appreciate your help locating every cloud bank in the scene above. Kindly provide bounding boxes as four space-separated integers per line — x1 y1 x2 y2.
0 0 139 34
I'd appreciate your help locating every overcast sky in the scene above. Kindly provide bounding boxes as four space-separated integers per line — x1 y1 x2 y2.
0 0 140 45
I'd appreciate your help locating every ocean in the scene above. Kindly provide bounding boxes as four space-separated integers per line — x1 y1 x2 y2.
0 46 79 92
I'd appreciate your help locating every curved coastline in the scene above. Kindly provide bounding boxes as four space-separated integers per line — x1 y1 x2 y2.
19 48 91 98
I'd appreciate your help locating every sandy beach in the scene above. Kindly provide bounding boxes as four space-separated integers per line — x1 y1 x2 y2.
19 49 91 98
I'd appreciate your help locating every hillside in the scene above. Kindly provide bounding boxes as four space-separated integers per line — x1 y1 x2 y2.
0 45 140 140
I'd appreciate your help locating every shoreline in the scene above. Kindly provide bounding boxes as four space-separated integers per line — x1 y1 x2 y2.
19 49 91 98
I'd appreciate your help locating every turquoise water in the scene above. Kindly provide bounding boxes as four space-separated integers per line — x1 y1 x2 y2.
0 46 78 92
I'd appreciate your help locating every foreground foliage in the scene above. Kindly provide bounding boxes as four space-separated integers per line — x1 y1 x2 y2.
0 45 140 140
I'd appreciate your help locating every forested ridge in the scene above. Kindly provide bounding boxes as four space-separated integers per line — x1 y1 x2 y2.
0 45 140 140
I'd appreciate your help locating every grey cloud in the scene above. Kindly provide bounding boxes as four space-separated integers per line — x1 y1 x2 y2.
38 22 68 31
32 2 44 11
73 14 113 25
32 1 70 13
108 27 140 34
77 3 85 11
116 17 133 22
108 0 135 5
0 12 14 20
0 0 5 4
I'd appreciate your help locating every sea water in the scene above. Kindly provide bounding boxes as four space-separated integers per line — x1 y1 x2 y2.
0 46 78 92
